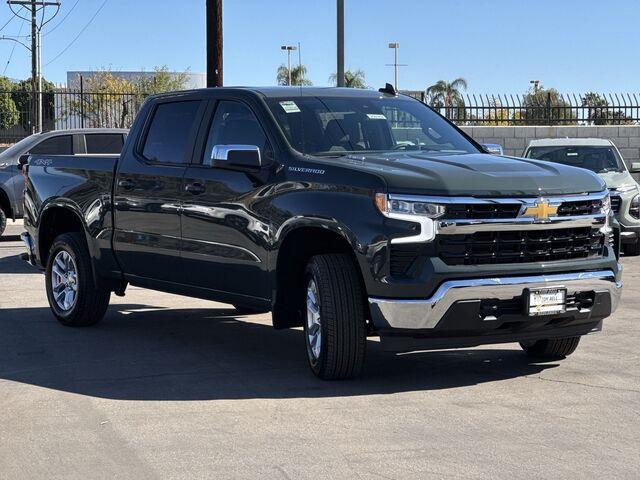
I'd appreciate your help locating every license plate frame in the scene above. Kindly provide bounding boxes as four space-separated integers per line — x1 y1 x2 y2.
524 287 567 317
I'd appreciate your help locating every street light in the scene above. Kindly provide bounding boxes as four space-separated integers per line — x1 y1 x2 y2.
281 45 298 86
388 42 400 92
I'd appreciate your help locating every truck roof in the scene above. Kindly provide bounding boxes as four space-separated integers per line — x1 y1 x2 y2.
152 86 401 100
527 138 615 148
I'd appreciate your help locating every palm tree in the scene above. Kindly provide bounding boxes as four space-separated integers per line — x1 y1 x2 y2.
329 69 367 88
276 64 313 86
425 78 468 119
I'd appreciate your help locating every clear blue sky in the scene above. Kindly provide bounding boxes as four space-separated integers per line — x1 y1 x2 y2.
1 0 639 93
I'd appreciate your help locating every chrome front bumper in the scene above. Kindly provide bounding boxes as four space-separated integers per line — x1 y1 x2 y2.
20 231 36 265
369 269 622 330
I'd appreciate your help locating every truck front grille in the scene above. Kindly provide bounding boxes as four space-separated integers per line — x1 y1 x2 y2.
437 227 605 266
445 203 521 219
610 195 621 213
557 199 602 216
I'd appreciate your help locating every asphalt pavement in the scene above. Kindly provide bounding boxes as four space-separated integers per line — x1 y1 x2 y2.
1 221 638 479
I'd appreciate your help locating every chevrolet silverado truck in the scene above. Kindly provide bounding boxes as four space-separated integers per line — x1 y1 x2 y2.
0 128 128 236
524 138 640 256
21 86 622 379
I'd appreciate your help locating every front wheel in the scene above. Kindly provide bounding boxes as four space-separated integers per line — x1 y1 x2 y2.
45 232 110 327
304 254 367 380
520 336 581 359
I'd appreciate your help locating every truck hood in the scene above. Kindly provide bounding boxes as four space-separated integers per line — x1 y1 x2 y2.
339 152 606 197
597 170 637 190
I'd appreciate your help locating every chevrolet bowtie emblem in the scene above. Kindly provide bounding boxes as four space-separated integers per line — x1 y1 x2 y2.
522 199 558 222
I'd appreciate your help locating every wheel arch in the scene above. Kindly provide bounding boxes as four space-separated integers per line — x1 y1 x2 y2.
271 220 369 329
0 186 12 219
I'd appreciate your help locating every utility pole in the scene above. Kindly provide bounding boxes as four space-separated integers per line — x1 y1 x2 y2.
206 0 223 87
336 0 344 87
7 0 60 133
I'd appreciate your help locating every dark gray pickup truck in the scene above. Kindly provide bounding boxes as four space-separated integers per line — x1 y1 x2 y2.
21 86 622 379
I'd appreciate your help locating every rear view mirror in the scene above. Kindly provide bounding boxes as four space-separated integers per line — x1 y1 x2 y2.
17 154 29 171
211 145 261 169
630 162 640 173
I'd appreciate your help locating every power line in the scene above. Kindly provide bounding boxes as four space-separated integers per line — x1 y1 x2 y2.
0 15 16 33
46 0 108 66
44 0 79 36
2 20 24 75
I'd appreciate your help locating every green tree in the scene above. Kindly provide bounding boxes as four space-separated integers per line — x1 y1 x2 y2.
329 69 367 88
0 76 19 131
521 86 576 125
11 77 57 131
276 64 312 86
582 92 633 125
134 65 190 94
425 78 468 119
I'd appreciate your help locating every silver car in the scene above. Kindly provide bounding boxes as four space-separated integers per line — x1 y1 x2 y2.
523 138 640 255
0 129 127 236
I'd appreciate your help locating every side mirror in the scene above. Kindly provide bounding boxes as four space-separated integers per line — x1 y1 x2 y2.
630 162 640 173
211 145 261 169
17 154 29 171
481 143 504 155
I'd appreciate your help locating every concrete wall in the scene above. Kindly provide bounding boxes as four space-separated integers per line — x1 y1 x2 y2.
461 125 640 167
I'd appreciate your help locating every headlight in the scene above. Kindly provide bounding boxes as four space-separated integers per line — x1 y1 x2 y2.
630 194 640 219
375 194 444 243
375 194 445 219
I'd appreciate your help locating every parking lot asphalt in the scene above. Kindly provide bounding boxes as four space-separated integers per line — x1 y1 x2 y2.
0 220 639 479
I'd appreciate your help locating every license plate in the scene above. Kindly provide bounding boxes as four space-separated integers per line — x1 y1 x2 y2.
525 288 567 316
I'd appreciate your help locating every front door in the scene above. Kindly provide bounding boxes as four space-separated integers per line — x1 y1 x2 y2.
113 98 205 283
181 99 272 299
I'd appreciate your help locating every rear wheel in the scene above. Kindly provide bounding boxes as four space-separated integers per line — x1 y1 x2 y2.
304 254 367 380
45 232 110 327
0 207 6 237
520 336 581 359
622 238 640 256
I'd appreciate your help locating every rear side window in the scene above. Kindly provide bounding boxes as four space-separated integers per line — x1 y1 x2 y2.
29 135 73 155
86 134 124 154
142 101 201 164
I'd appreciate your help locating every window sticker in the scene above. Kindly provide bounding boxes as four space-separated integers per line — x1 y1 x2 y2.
280 101 301 113
366 113 387 120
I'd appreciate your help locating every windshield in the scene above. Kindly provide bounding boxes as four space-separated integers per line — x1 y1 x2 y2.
526 145 624 173
0 135 38 160
265 95 480 157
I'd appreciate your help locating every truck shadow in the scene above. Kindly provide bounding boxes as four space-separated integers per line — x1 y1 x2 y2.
0 304 557 400
0 254 40 274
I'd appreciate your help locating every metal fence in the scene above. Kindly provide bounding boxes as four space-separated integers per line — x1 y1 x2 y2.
0 89 149 143
3 89 640 144
403 91 640 126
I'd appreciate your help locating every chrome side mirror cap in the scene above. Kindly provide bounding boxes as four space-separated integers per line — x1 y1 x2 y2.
630 162 640 173
211 145 261 168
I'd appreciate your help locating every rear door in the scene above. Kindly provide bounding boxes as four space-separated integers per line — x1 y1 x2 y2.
113 98 205 283
180 99 273 299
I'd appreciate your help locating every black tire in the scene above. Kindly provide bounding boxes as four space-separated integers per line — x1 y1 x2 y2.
304 254 367 380
233 304 269 315
0 207 6 237
519 336 581 359
45 232 110 327
622 238 640 256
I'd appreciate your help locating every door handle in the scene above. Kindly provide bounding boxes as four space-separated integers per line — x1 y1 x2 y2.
185 182 206 195
118 179 136 190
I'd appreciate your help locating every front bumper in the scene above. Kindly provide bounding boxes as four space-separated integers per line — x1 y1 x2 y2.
369 269 622 331
20 231 36 266
619 223 640 243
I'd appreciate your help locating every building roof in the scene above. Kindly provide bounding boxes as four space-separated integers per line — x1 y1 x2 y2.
527 138 615 148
